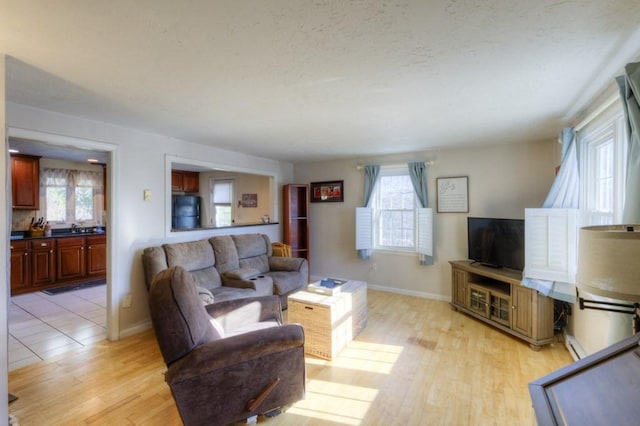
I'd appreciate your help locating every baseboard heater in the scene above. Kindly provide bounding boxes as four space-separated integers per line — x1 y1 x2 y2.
563 333 587 361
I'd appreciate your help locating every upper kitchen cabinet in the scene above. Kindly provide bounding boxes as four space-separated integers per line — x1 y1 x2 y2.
172 170 200 193
11 154 41 210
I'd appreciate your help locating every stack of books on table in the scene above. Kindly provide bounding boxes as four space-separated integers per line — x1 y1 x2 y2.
307 278 348 295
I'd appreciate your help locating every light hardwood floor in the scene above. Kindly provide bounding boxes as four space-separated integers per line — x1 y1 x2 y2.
8 290 573 425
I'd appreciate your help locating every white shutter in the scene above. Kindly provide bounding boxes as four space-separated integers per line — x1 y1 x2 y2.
524 208 578 283
417 208 433 256
355 207 373 250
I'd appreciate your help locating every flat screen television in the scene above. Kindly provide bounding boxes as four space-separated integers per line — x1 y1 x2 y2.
467 217 525 271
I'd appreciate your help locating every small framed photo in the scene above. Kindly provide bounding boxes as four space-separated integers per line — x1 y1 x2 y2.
436 176 469 213
241 193 257 208
310 180 344 203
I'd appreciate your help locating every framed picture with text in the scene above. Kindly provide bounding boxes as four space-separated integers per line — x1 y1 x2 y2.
436 176 469 213
310 180 344 202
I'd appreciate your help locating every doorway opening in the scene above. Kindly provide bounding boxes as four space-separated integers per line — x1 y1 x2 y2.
7 130 116 371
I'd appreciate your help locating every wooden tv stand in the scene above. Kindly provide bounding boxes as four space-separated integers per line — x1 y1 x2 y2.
449 260 556 350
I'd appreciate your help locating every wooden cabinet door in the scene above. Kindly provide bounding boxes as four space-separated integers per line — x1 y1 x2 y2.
452 268 467 307
172 170 199 192
11 154 40 209
10 241 31 291
490 293 511 327
512 285 533 337
182 172 199 192
32 240 56 286
57 237 86 281
86 235 107 276
467 284 490 318
171 171 184 191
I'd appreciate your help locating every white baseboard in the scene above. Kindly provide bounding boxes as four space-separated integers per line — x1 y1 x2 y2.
118 320 152 339
309 275 449 302
366 283 450 302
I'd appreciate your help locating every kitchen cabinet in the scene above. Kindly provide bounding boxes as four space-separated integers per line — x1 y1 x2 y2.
11 154 40 210
10 241 31 292
86 235 107 276
172 170 200 193
449 260 555 350
57 237 86 281
10 234 107 295
31 240 56 286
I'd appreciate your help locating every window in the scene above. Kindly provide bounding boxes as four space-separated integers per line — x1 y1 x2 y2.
43 168 103 224
373 167 417 251
579 103 627 226
211 178 234 227
356 165 432 258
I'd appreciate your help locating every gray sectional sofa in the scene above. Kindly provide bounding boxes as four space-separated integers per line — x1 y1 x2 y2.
142 233 308 309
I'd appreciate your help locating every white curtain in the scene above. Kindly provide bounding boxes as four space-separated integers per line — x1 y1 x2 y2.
617 62 640 223
522 128 579 303
41 167 104 224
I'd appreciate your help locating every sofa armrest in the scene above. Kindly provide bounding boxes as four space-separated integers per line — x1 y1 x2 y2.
222 267 260 280
206 295 282 330
142 246 169 290
268 256 306 272
166 324 304 383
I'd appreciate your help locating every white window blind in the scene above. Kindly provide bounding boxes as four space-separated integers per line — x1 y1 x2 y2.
355 207 373 250
211 178 234 227
524 208 578 283
417 208 433 256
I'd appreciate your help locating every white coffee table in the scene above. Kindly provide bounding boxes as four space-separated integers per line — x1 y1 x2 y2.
287 280 367 360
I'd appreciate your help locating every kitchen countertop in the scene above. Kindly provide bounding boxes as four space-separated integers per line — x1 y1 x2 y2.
10 228 107 241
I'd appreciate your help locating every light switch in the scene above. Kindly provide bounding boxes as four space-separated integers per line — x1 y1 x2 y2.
143 189 151 201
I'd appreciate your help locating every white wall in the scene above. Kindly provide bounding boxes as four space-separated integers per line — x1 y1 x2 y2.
1 54 10 425
294 140 557 299
6 102 294 338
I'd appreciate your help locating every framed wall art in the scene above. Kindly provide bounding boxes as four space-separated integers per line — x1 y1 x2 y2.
436 176 469 213
310 180 344 203
241 193 257 208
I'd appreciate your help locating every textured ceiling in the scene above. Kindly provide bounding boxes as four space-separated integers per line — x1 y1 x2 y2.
2 1 640 163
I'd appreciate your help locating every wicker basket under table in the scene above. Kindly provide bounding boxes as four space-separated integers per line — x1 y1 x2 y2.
287 280 367 360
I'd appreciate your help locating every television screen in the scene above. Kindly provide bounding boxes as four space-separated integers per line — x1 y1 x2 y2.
467 217 525 271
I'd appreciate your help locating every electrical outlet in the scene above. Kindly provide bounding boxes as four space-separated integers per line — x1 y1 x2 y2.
122 294 132 308
371 263 377 271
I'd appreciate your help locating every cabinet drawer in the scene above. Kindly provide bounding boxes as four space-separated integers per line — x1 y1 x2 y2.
32 240 55 251
57 237 85 247
85 235 106 245
10 240 30 251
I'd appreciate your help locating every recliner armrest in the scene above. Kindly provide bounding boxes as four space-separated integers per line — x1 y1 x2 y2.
165 324 304 384
268 256 305 272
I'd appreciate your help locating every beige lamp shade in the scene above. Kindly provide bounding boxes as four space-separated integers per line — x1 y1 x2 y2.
577 225 640 302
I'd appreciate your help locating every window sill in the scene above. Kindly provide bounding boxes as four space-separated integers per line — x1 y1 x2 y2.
372 248 417 257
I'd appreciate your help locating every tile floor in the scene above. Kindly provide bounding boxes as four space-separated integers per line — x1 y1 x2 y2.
8 285 106 372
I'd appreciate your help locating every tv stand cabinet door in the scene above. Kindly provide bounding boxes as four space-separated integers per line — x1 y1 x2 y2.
512 286 533 337
468 284 490 319
452 268 468 308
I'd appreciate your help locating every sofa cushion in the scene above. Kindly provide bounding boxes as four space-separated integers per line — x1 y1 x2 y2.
149 266 223 365
233 234 269 258
233 234 270 273
211 235 240 273
164 240 221 290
